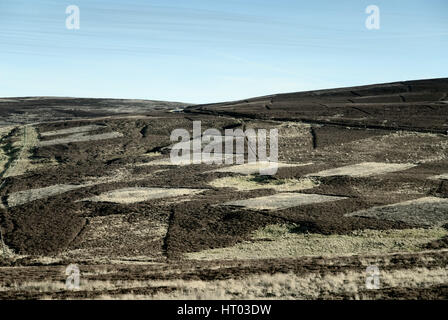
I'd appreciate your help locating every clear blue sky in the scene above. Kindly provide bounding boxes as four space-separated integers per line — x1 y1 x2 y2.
1 0 447 103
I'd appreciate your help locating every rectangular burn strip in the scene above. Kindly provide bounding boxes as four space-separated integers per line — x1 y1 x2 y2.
38 132 123 147
221 193 347 211
307 162 416 178
80 187 205 204
345 197 448 227
40 125 107 137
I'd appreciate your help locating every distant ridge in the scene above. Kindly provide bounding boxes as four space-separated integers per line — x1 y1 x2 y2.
186 78 448 133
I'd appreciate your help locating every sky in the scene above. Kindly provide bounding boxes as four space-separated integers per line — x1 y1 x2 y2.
0 0 447 103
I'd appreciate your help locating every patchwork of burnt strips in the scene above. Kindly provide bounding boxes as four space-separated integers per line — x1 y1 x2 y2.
0 78 447 299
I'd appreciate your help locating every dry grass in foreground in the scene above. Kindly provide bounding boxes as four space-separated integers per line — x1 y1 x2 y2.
5 267 440 300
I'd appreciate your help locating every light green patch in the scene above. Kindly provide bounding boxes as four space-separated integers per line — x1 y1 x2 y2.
186 224 448 260
209 175 319 191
